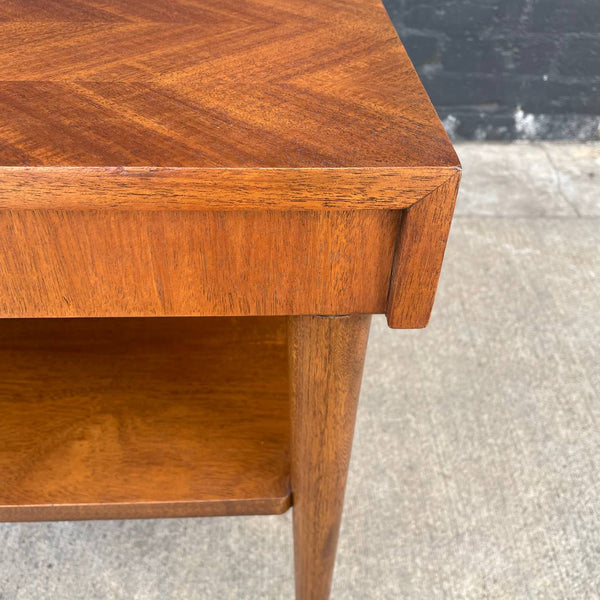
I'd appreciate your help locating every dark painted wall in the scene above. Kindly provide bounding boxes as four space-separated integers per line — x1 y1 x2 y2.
383 0 600 140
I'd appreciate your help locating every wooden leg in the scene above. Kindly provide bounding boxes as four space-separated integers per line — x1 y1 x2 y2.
288 314 371 600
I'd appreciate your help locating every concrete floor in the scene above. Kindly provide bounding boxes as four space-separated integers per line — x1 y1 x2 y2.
1 142 599 599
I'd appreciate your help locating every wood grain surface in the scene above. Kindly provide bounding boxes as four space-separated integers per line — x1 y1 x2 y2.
386 171 461 328
0 210 400 318
0 0 459 210
0 316 291 521
0 167 456 211
288 315 371 600
0 0 461 326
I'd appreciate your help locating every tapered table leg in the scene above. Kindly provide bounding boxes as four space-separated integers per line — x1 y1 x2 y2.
288 315 371 600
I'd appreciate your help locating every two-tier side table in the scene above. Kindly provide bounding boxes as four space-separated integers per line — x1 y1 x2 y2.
0 1 461 598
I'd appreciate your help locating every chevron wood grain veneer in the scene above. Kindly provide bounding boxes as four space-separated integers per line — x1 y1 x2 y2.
0 0 458 209
0 1 461 598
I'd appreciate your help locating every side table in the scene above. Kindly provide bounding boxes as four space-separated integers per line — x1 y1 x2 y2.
0 1 461 598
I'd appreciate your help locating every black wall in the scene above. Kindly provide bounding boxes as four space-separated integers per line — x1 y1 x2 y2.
383 0 600 140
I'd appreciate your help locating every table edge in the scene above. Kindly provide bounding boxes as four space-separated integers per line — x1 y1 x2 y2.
0 165 461 211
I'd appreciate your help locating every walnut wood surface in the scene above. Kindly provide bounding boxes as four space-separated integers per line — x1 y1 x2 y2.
0 210 399 318
0 167 455 211
0 0 458 210
289 315 371 600
0 0 460 325
386 171 461 328
0 317 291 521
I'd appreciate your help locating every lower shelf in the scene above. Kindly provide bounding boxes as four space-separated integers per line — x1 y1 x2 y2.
0 317 291 521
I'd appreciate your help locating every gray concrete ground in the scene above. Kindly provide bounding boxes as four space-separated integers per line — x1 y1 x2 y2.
1 142 599 599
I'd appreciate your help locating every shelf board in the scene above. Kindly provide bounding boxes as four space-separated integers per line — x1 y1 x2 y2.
0 317 291 521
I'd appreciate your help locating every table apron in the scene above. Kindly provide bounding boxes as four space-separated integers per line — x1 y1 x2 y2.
0 209 400 318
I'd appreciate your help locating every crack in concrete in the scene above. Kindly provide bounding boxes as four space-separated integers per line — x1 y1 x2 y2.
538 143 581 218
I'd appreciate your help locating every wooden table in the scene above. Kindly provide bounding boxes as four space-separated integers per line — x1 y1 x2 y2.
0 1 460 597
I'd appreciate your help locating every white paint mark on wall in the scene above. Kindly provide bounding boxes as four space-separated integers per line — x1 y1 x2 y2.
514 108 600 140
514 107 539 138
442 114 459 138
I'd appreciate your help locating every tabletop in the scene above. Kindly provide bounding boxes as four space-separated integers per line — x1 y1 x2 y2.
0 0 459 210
